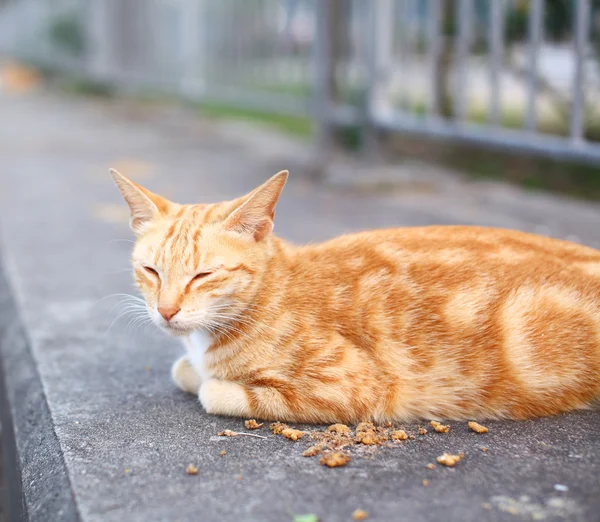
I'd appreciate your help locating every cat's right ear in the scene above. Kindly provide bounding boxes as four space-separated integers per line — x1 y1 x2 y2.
109 169 171 234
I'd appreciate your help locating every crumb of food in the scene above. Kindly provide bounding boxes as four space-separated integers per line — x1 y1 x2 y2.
430 420 450 433
418 427 428 436
355 431 379 445
436 453 462 467
303 442 327 457
391 430 408 441
422 479 429 487
237 474 243 481
327 423 352 435
124 468 131 474
282 428 305 441
320 452 351 468
426 463 436 470
458 451 465 458
356 422 375 433
468 421 489 434
144 365 151 371
408 435 415 440
219 450 227 456
218 429 235 437
244 419 264 430
186 464 198 475
352 509 369 520
270 422 289 435
482 503 492 510
481 447 488 452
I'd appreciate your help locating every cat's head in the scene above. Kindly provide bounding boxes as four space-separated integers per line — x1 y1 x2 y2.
110 169 288 337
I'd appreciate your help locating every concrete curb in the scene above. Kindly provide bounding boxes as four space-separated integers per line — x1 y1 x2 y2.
0 258 80 522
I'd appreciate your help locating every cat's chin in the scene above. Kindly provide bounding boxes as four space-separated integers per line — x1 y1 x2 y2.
159 323 195 337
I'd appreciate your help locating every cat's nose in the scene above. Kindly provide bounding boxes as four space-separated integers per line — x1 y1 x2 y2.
158 305 180 321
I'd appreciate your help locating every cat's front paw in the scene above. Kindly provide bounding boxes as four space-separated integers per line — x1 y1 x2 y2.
171 356 202 394
199 379 251 418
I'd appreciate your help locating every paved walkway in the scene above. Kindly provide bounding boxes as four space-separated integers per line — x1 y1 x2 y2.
0 88 599 522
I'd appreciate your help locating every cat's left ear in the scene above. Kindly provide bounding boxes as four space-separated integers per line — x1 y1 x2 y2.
223 170 288 241
109 169 172 234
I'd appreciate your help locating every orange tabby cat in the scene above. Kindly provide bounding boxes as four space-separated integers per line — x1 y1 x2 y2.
110 169 600 423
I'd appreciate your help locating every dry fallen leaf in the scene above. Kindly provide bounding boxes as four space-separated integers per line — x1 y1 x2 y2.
320 452 351 468
244 419 263 430
430 420 450 433
186 464 198 475
468 421 489 434
436 453 462 467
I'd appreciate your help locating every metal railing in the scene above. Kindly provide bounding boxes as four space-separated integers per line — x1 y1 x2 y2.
1 0 599 165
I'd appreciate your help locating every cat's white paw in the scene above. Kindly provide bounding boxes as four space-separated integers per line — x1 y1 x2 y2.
171 356 202 394
199 379 251 417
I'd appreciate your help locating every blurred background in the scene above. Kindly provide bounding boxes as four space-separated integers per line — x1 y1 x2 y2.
0 0 600 197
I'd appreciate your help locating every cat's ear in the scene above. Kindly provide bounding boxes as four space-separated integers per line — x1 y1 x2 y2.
109 169 171 234
223 170 288 241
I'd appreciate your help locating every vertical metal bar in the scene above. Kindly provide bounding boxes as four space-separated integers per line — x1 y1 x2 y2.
454 0 471 121
525 0 543 132
488 0 504 125
180 0 203 99
362 0 379 158
571 0 589 142
312 0 334 175
428 0 441 117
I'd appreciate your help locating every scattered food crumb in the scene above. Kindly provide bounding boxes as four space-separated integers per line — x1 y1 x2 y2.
418 427 428 435
422 479 429 487
282 428 305 441
390 430 408 441
217 429 266 439
468 421 489 434
186 464 198 475
237 474 243 481
303 442 326 457
244 419 263 430
426 463 436 470
482 503 491 510
458 451 465 458
430 420 450 433
554 484 569 492
144 365 151 371
481 447 489 452
327 423 352 435
320 452 351 468
436 453 462 467
352 508 369 520
356 422 375 433
355 431 380 445
220 450 227 456
270 422 289 435
124 468 131 475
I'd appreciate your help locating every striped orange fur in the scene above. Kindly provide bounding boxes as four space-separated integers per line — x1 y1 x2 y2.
111 169 600 423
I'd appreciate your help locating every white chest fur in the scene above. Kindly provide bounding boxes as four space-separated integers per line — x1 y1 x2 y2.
185 330 213 382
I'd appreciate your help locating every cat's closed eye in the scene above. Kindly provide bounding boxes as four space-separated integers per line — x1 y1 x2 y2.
143 266 159 277
193 272 212 281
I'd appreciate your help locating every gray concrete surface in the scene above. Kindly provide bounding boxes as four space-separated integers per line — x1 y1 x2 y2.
0 89 599 522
